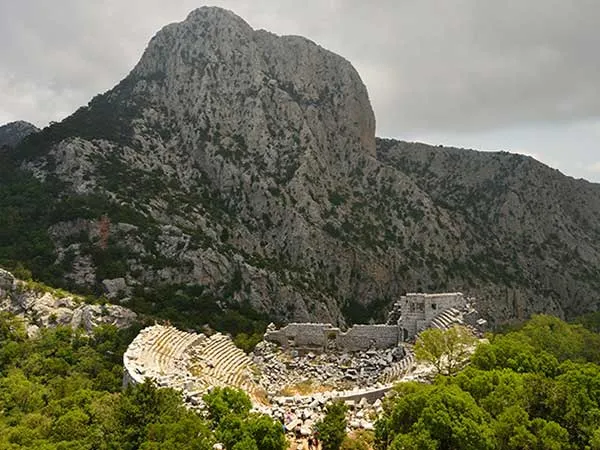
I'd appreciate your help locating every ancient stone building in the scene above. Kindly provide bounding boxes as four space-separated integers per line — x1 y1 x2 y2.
389 292 467 341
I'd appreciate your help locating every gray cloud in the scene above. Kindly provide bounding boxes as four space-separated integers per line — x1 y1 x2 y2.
1 0 600 180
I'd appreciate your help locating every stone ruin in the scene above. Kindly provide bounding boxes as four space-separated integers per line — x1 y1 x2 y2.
263 292 485 352
263 323 400 353
123 326 265 406
123 292 485 436
388 292 485 341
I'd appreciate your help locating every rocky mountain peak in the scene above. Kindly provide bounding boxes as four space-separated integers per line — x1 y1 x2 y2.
185 6 254 30
128 5 376 160
8 8 600 329
0 120 39 148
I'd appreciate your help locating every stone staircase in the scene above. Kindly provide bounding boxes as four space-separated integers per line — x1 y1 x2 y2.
188 333 264 404
378 308 466 384
428 308 463 331
128 326 205 377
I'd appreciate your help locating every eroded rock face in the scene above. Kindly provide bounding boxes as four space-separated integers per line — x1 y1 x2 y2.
132 7 376 161
377 139 600 322
0 269 15 295
19 7 391 324
0 269 137 336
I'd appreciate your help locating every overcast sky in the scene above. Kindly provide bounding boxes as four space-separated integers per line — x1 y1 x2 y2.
1 0 599 182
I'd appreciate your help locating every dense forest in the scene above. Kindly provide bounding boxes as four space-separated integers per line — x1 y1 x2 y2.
3 309 600 449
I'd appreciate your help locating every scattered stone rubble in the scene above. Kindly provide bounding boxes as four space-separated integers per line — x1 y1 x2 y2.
261 395 384 437
252 340 407 394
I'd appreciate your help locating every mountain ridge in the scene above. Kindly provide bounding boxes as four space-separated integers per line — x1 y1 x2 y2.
2 7 599 327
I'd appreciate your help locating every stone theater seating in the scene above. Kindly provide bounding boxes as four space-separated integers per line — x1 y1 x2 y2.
124 325 264 405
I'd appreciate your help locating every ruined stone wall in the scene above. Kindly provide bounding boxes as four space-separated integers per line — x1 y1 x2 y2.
337 325 399 352
264 323 333 351
265 292 468 351
264 323 399 352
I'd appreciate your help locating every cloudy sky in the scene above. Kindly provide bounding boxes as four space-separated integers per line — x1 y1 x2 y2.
1 0 599 181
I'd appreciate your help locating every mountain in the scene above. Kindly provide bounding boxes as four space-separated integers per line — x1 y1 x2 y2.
378 139 600 322
0 120 39 148
3 7 600 327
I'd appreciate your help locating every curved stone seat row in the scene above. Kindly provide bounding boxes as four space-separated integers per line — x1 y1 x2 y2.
429 307 463 331
380 350 415 384
124 325 265 405
124 325 205 382
188 332 263 403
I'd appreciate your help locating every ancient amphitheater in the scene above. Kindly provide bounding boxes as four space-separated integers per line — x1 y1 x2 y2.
124 327 265 406
123 293 485 432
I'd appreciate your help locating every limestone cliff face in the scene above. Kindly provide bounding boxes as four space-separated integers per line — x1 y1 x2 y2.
9 7 600 326
131 7 376 162
378 139 600 322
16 7 407 324
0 269 137 337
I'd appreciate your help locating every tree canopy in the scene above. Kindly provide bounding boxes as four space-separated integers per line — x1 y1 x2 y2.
377 315 600 449
414 325 477 375
316 400 349 450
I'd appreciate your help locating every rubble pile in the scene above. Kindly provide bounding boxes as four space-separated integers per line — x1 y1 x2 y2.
252 341 407 395
256 395 384 437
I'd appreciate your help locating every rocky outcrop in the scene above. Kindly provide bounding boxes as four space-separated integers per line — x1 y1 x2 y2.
0 121 39 148
0 268 137 336
6 7 600 327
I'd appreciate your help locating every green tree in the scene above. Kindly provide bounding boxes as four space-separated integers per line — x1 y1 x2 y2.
204 387 285 450
375 383 494 450
116 379 184 449
316 401 348 450
341 430 374 450
245 413 287 450
142 416 215 450
0 369 47 414
203 386 252 424
414 325 477 375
